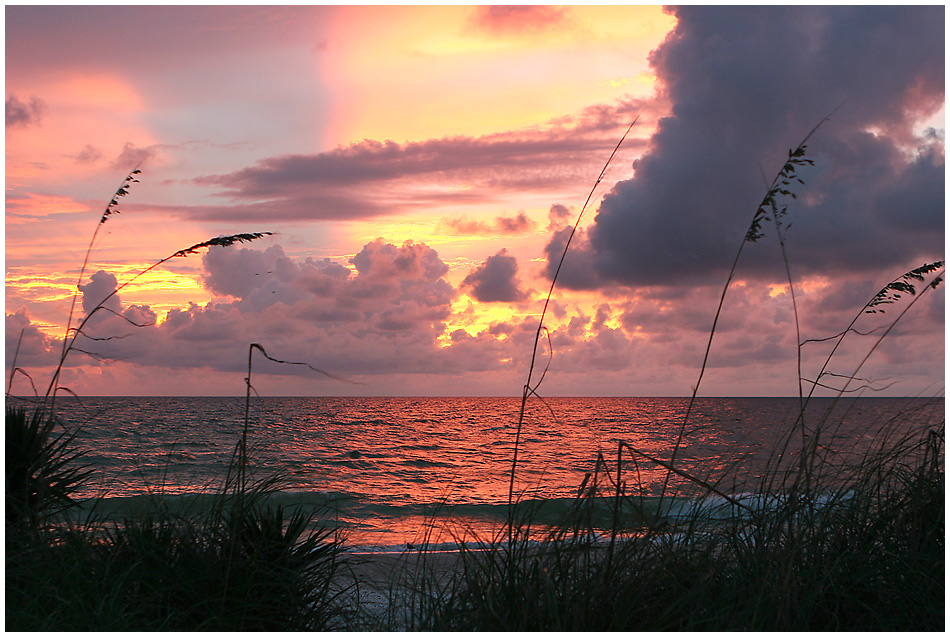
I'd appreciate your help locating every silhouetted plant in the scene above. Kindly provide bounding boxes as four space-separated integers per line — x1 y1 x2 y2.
865 261 944 314
5 405 92 534
54 168 142 386
661 111 836 506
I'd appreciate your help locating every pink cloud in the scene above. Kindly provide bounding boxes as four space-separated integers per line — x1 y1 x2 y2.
187 99 649 223
438 212 536 235
468 5 573 37
5 94 45 128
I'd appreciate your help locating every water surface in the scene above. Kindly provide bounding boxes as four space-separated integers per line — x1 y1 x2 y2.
36 395 943 550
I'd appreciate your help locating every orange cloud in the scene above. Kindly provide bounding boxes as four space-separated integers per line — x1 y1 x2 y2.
5 193 90 221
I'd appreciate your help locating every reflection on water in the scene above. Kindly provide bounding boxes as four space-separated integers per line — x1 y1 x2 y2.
44 395 943 548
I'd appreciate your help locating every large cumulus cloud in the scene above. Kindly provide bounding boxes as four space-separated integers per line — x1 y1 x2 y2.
14 240 461 380
7 237 673 392
549 5 944 290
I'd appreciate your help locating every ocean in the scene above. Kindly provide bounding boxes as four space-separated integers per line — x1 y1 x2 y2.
36 395 944 552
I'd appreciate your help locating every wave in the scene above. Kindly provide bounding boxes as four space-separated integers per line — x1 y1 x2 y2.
70 487 842 537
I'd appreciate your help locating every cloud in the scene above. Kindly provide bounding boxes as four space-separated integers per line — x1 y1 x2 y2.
3 240 457 382
112 142 158 169
543 226 602 291
195 135 605 197
200 239 457 333
72 144 104 164
202 244 301 302
73 270 157 349
78 270 122 316
461 249 528 303
496 212 535 233
5 309 57 369
549 6 944 290
546 203 573 231
6 238 942 396
469 5 572 37
350 239 449 282
439 211 536 235
103 240 458 374
6 94 45 128
186 99 649 223
6 6 334 82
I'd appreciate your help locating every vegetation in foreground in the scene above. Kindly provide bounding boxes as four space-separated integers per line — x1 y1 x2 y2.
5 400 943 631
387 419 944 631
5 403 351 631
5 121 945 631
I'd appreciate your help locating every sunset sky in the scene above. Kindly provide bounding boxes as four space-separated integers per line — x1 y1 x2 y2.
5 5 945 397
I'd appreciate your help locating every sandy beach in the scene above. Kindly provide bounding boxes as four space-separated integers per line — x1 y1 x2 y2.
338 549 464 628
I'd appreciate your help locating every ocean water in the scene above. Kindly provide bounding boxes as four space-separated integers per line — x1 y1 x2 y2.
37 395 944 551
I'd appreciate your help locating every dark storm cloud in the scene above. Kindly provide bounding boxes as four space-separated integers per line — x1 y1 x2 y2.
550 5 944 290
543 226 600 290
461 249 528 303
6 94 45 128
189 102 648 222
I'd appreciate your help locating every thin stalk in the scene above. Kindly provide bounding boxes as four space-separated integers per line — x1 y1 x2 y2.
794 262 943 493
656 110 836 510
604 441 623 580
241 343 256 497
771 211 812 500
7 329 25 396
507 119 639 540
800 262 944 401
836 270 943 396
52 168 142 402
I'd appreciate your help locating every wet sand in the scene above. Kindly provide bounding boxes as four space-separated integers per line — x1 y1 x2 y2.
337 549 463 628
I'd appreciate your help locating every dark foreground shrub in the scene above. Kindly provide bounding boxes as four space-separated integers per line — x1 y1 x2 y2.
5 405 92 534
5 402 350 631
6 501 349 631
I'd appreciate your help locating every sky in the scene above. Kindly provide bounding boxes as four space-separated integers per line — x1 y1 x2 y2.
5 5 945 397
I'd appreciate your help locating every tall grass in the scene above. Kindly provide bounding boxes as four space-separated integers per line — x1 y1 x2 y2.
390 116 944 631
394 348 943 631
